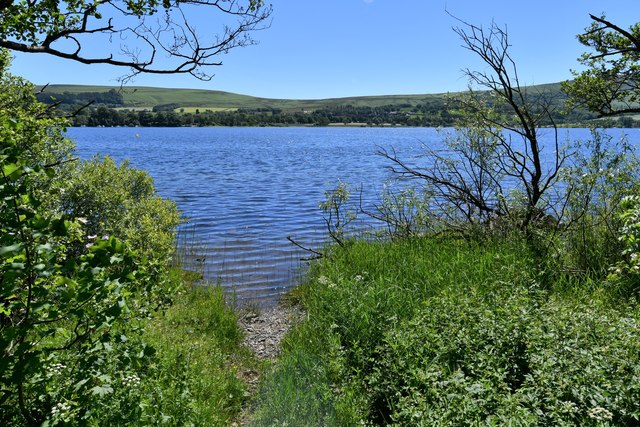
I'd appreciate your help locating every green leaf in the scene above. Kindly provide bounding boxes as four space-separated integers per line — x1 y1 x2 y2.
0 243 22 257
74 378 90 391
90 384 114 397
2 162 19 178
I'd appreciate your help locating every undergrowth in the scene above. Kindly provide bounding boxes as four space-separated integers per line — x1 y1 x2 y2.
249 236 640 426
144 271 260 426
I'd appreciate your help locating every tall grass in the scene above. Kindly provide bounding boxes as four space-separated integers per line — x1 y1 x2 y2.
147 226 261 425
144 273 261 426
173 222 210 280
249 234 640 425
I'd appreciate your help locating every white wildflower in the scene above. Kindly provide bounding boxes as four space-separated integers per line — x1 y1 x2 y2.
51 401 72 421
48 363 67 376
559 400 578 414
587 406 613 421
317 276 330 286
122 374 141 387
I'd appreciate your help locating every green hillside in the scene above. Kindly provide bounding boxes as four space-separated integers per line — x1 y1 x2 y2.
36 84 457 111
36 82 609 129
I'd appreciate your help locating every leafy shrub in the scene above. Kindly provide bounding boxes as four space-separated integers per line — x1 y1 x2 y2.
368 288 640 425
0 52 73 168
0 53 190 426
257 236 640 426
558 129 640 278
1 112 165 425
56 155 181 263
606 195 640 297
251 237 539 425
369 186 433 239
319 182 358 246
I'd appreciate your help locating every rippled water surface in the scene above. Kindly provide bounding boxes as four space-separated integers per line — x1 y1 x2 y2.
68 126 634 305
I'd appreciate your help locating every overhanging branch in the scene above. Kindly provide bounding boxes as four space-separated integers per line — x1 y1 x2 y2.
0 0 272 81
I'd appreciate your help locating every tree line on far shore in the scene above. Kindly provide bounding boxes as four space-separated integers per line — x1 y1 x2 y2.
47 98 639 128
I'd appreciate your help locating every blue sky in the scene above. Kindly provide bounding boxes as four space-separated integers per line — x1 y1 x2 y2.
9 0 640 99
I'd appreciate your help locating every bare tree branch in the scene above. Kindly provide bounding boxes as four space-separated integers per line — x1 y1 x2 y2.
380 18 565 234
0 0 272 81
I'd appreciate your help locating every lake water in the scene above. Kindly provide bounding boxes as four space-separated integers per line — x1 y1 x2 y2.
67 126 637 305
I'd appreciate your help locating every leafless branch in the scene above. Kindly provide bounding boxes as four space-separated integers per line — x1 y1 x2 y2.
286 236 323 261
0 0 272 81
378 18 566 234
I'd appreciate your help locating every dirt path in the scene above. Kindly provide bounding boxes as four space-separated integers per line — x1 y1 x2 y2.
233 303 303 426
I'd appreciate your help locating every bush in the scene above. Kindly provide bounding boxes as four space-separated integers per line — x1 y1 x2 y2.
558 129 640 278
1 103 166 426
57 156 181 263
369 288 640 425
254 236 640 425
0 52 187 426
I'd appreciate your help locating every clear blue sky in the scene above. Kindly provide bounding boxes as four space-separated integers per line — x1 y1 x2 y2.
9 0 640 99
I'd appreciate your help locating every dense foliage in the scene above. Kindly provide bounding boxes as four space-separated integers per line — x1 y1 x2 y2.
1 53 168 425
65 103 621 128
46 92 613 128
56 156 181 263
251 233 640 425
68 103 462 127
0 52 254 426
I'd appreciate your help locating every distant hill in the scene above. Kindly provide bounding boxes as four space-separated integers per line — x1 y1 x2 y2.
35 84 464 111
36 82 628 128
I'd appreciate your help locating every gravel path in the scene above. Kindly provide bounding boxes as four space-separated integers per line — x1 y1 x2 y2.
238 305 302 360
233 303 304 426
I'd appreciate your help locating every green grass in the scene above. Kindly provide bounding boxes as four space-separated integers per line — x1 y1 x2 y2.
144 275 260 426
249 236 640 425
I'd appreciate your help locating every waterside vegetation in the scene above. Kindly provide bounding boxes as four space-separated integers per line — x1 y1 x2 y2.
248 16 640 426
0 52 259 425
251 235 640 425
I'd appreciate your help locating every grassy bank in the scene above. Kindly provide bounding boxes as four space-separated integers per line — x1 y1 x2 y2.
142 272 261 426
249 236 640 425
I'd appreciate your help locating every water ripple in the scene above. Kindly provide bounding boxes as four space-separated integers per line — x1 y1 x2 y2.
68 126 629 305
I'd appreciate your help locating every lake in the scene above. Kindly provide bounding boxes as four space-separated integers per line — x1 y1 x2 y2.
68 126 637 305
